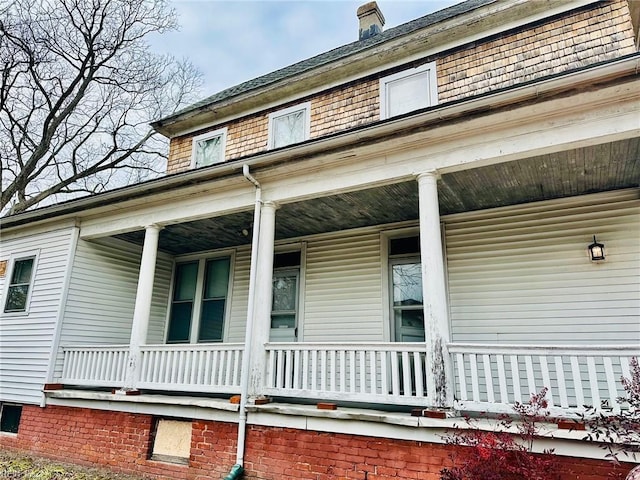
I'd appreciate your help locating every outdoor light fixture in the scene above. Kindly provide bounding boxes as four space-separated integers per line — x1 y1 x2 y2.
588 235 605 262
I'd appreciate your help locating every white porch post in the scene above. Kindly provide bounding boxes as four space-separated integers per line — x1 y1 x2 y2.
121 224 162 392
417 172 453 408
247 201 277 398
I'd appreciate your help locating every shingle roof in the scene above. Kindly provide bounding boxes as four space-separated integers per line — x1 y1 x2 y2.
154 0 496 126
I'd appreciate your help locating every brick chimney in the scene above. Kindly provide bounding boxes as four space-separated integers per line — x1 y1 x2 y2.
357 2 385 41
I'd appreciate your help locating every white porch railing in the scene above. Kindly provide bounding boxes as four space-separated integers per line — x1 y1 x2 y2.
60 344 244 394
61 345 129 387
137 343 244 393
264 342 430 406
449 343 640 415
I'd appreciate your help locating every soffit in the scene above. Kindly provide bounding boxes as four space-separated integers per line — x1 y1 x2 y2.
115 137 640 255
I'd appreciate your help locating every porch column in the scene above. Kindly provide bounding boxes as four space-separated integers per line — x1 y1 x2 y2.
248 201 277 398
417 172 453 408
121 224 162 392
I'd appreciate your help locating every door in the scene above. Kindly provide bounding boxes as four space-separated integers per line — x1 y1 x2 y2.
270 269 299 342
390 259 425 342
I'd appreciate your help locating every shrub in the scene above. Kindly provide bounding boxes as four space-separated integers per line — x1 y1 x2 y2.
440 388 559 480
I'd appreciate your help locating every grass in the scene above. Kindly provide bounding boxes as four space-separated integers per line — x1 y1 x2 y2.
0 450 147 479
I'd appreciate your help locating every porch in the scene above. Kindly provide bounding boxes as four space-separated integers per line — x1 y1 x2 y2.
57 341 639 415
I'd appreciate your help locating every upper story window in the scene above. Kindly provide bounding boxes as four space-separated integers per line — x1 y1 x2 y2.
268 102 311 149
167 255 232 343
3 254 37 313
379 63 438 120
191 127 227 168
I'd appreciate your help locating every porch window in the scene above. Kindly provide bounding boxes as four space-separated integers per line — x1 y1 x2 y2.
267 103 311 149
167 256 231 343
270 251 301 342
191 127 227 168
4 255 36 313
389 236 425 342
379 63 438 119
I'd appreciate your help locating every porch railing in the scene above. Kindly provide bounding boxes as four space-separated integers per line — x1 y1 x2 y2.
137 343 244 393
61 345 129 387
449 343 639 415
60 344 244 394
264 342 430 406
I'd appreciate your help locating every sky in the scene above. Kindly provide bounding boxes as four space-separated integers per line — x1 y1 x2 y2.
148 0 461 98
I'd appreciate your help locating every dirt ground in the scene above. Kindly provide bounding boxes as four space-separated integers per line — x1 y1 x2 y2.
0 450 148 479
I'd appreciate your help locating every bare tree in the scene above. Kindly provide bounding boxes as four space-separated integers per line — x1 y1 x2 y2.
0 0 202 215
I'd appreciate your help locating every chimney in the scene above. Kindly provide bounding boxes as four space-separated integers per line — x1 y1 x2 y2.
357 2 385 41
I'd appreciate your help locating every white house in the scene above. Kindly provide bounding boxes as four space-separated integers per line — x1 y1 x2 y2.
1 0 639 478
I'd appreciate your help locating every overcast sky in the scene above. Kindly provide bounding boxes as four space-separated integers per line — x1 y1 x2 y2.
149 1 461 98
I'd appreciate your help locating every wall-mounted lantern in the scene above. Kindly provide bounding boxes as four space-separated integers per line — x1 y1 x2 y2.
588 235 605 262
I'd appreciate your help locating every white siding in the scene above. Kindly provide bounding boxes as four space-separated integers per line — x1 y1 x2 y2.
445 190 640 345
303 232 385 341
0 226 74 404
54 238 171 377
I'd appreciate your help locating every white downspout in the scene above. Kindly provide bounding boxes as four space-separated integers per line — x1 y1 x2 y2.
235 164 262 467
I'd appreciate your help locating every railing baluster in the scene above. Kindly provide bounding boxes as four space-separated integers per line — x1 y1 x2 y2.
276 349 284 388
312 350 318 391
540 356 553 406
603 356 618 412
510 355 522 403
401 351 411 397
570 356 585 408
482 354 494 403
330 350 337 392
555 356 569 408
266 349 276 388
524 355 536 396
359 351 366 394
587 356 600 409
413 351 424 397
210 350 219 386
369 350 377 395
455 353 467 401
293 350 301 390
284 350 293 389
224 350 233 387
233 349 241 386
470 354 480 401
302 350 309 390
496 354 508 404
339 350 346 393
321 350 327 392
378 351 387 396
349 350 356 393
390 351 400 396
190 350 198 385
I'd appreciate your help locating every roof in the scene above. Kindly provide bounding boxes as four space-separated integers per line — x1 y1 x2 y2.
151 0 496 130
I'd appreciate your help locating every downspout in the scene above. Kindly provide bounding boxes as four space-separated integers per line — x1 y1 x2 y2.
224 165 262 479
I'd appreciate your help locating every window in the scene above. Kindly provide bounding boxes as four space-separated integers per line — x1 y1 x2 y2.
270 251 301 342
389 236 424 342
191 127 227 168
267 103 311 149
0 404 22 434
379 63 438 119
167 256 231 343
4 255 37 313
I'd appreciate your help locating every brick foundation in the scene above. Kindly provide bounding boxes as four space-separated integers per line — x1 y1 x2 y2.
0 405 634 479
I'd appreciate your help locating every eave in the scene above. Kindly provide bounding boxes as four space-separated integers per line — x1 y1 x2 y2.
2 53 639 234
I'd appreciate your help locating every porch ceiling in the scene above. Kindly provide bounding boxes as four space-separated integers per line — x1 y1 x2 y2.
115 137 639 255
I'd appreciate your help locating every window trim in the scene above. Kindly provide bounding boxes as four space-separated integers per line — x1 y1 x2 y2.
190 127 228 169
2 250 39 315
164 250 235 344
379 62 438 120
267 102 311 149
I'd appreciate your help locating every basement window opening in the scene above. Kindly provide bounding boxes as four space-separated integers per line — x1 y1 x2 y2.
0 404 22 434
150 418 192 465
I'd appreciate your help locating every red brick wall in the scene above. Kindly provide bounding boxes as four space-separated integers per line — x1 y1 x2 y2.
0 405 635 480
